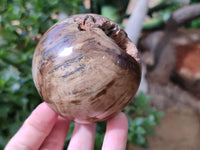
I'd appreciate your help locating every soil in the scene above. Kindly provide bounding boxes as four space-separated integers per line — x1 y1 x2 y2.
176 42 200 75
129 106 200 150
129 82 200 150
174 41 200 98
130 29 200 150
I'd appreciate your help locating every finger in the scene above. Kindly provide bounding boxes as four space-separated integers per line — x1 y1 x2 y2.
67 123 96 150
102 112 128 150
39 116 70 150
5 102 58 150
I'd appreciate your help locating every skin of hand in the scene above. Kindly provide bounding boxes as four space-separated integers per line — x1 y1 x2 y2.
4 102 128 150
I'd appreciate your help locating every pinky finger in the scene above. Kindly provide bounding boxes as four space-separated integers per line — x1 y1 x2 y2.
102 112 128 150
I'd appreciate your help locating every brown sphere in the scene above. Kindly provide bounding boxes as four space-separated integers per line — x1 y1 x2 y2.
32 14 141 124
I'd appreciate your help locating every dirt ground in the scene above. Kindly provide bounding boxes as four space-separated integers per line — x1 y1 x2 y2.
129 29 200 150
129 105 200 150
129 82 200 150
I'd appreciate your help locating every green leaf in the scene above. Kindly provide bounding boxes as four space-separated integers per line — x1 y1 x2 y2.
101 5 119 22
0 104 11 117
135 126 146 135
135 134 146 146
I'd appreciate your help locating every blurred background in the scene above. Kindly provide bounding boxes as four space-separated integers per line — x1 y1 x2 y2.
0 0 200 149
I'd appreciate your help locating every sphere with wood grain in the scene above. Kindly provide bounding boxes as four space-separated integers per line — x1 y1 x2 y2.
32 14 141 123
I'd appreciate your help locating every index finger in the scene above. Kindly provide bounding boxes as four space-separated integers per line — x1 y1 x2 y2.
5 102 58 150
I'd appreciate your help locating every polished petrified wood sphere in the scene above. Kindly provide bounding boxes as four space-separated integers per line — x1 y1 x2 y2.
32 14 141 123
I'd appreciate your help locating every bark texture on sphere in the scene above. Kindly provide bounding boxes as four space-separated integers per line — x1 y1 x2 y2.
32 14 141 123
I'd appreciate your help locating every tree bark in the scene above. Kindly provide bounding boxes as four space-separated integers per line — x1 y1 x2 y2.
151 4 200 70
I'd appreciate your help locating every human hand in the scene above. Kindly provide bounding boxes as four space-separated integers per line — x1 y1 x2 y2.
5 102 128 150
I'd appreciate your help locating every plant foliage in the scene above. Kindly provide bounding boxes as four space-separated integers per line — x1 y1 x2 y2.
0 0 85 149
0 0 163 149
